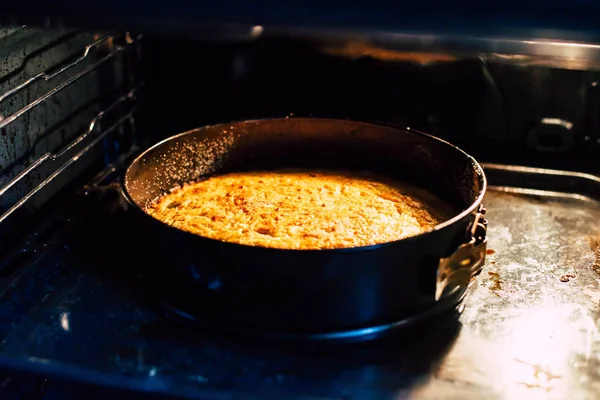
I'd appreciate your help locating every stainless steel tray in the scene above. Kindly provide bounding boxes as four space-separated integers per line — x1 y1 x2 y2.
429 163 600 399
0 163 599 399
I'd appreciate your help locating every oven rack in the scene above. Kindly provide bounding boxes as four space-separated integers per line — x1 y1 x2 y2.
0 32 138 129
0 87 139 223
0 30 142 245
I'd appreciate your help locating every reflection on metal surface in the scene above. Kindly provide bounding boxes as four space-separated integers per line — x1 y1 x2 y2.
321 41 457 64
250 25 263 39
482 163 600 201
278 29 600 70
436 206 487 301
60 312 70 332
487 187 593 203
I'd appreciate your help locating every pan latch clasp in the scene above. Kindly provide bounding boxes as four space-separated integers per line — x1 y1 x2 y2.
435 205 488 301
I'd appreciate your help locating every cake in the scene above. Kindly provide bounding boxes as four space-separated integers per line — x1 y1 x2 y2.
145 170 454 250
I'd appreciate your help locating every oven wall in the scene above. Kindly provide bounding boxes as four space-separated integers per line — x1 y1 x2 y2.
0 27 131 213
0 27 139 251
142 36 600 172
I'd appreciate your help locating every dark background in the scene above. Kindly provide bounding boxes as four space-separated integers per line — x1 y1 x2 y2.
140 36 600 173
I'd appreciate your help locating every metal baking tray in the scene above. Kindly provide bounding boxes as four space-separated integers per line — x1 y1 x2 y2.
0 163 599 399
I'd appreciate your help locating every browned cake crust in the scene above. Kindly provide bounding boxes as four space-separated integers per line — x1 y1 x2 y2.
145 170 455 250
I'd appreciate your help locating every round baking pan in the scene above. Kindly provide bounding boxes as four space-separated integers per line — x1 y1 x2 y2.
122 118 487 337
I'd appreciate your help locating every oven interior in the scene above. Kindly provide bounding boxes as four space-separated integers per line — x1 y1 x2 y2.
1 20 600 399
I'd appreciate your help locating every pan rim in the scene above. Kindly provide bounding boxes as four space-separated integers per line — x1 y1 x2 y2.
122 117 487 253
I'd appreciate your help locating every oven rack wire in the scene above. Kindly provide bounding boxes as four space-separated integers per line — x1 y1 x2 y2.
0 31 142 227
0 88 139 225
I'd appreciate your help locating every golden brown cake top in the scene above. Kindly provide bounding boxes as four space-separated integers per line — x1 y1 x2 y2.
146 170 455 250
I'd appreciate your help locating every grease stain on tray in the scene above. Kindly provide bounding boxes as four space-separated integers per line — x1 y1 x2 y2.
513 358 562 391
488 271 503 293
559 274 576 283
588 236 600 275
